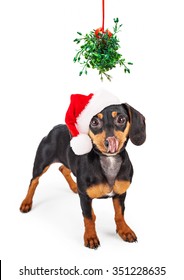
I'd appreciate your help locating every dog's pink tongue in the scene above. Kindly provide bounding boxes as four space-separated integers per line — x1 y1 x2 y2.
106 137 119 154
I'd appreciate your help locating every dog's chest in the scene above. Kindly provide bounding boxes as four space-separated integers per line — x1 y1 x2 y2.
100 155 122 186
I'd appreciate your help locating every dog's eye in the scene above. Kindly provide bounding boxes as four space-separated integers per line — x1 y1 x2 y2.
115 115 126 126
90 117 102 128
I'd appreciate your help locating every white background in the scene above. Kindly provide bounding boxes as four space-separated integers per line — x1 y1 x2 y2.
0 0 184 279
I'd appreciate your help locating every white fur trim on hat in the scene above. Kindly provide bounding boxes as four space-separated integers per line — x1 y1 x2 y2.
70 134 93 155
76 90 121 134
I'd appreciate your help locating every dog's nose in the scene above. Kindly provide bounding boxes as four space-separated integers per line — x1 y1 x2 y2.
105 136 119 154
104 140 109 148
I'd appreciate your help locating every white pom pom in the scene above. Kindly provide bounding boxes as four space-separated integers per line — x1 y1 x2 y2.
70 134 93 155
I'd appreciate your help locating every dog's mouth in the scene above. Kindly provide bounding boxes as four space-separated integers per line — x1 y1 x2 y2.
105 136 119 154
89 130 128 156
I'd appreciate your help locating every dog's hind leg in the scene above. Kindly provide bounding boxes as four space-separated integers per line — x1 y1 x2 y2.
20 131 58 213
20 165 50 213
59 165 78 193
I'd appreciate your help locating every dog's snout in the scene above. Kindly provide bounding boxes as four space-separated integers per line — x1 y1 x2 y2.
105 136 119 154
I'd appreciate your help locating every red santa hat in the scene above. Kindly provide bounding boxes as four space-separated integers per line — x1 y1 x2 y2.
65 90 121 155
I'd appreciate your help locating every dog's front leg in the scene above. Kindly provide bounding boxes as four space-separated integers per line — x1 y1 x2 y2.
113 193 137 242
79 194 100 249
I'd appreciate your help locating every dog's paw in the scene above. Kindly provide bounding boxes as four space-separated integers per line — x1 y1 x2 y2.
84 234 100 249
20 199 32 213
117 226 137 243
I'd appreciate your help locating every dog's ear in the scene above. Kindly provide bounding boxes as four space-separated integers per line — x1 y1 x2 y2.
123 103 146 146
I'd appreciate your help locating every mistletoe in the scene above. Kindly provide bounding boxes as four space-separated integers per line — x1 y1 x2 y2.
73 18 133 81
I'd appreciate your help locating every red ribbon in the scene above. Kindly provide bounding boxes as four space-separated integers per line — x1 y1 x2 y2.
95 0 112 38
102 0 105 32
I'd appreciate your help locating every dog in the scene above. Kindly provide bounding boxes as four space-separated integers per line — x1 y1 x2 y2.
20 101 146 249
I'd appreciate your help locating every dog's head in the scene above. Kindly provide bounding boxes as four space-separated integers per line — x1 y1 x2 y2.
89 104 146 155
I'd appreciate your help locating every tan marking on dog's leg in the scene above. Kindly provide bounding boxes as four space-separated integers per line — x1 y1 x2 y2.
113 180 130 195
86 183 111 198
84 210 100 249
20 165 50 213
59 165 78 193
113 197 137 242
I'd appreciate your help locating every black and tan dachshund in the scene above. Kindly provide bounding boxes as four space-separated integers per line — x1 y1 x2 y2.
20 103 146 249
